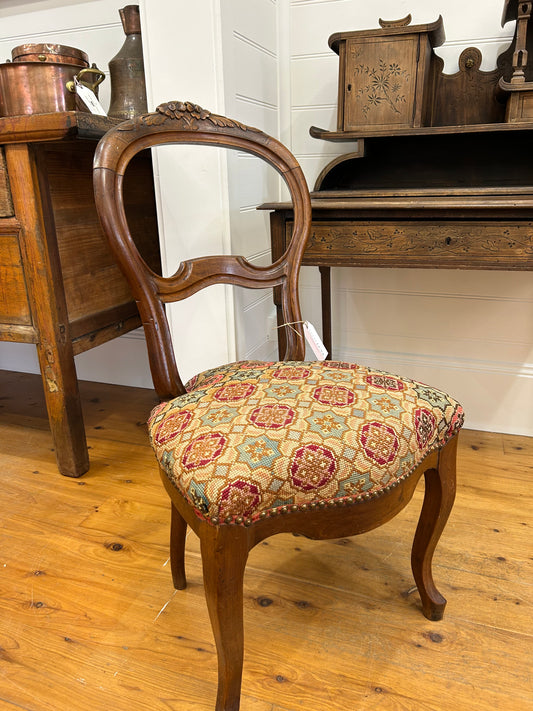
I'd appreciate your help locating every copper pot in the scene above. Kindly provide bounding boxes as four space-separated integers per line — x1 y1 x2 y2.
11 43 89 67
0 62 104 116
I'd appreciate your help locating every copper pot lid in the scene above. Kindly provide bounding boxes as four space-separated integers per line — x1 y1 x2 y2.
11 43 89 66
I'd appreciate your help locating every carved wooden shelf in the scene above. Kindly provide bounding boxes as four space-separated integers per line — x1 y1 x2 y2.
318 3 533 137
310 120 533 141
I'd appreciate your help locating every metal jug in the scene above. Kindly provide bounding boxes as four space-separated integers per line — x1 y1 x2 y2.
107 5 147 119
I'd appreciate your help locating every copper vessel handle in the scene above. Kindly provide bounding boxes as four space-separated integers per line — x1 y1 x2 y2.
66 66 105 94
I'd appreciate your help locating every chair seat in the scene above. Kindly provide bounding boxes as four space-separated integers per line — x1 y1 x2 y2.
148 360 464 526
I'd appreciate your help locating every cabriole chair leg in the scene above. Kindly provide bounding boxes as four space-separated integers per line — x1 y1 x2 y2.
411 435 458 621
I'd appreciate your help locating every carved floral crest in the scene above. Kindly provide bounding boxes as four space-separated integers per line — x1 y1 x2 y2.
117 100 261 133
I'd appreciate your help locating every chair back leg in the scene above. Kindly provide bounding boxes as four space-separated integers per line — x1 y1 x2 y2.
170 502 188 590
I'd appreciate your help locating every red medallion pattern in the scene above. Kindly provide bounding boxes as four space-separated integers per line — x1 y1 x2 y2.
214 382 256 402
290 444 337 491
360 421 399 466
219 479 261 518
182 432 227 470
415 408 437 448
366 374 405 392
250 404 295 429
186 372 225 390
154 410 192 445
272 366 311 380
313 385 355 407
148 360 464 524
324 361 358 370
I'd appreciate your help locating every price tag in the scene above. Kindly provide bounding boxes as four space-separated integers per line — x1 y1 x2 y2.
303 321 328 360
74 81 107 116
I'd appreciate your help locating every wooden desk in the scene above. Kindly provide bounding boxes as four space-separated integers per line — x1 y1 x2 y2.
0 112 159 477
263 124 533 358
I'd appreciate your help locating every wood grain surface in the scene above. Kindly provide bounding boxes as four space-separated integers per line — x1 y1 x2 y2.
0 231 31 325
300 220 533 269
0 369 531 711
0 148 13 217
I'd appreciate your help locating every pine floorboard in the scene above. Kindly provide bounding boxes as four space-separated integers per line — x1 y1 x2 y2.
0 369 531 711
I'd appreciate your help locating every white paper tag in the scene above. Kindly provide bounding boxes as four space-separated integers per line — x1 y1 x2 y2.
75 82 107 116
303 321 328 361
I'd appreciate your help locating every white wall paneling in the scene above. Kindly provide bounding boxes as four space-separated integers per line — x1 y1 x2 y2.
329 269 533 435
220 0 281 362
139 0 237 385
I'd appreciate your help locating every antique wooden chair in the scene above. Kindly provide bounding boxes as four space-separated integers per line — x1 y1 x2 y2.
93 101 464 711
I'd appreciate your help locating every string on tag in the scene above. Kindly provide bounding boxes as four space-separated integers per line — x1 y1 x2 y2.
276 320 304 338
276 320 328 360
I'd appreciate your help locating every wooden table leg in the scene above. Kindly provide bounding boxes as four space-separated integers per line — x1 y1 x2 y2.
319 266 332 358
274 285 286 361
34 332 89 477
6 143 89 477
270 210 333 361
270 211 288 360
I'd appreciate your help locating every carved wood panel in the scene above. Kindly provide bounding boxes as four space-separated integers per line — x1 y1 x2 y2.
286 221 533 269
344 36 418 130
426 48 506 127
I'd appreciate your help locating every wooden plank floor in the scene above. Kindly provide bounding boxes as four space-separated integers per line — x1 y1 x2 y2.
0 368 531 711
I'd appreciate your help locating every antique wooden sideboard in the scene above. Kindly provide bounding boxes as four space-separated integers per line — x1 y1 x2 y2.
263 8 533 358
0 112 159 476
263 122 533 358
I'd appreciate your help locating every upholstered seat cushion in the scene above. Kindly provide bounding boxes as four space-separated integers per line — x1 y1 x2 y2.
148 361 464 526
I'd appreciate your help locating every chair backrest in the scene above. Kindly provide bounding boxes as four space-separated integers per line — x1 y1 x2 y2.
93 101 312 401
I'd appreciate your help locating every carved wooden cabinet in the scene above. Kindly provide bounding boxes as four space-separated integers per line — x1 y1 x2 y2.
330 15 445 133
0 112 160 477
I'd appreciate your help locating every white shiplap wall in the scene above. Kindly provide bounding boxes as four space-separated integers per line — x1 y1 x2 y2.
220 0 282 362
137 0 236 386
288 0 533 436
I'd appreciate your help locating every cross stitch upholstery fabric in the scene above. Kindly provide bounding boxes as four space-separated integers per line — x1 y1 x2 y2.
148 361 464 525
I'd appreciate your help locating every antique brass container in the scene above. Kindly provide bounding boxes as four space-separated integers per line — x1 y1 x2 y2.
107 5 147 119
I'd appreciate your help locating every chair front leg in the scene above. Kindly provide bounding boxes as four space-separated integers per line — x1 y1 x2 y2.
411 434 458 621
200 523 250 711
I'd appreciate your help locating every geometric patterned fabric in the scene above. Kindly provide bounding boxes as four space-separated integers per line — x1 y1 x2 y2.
148 360 464 526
